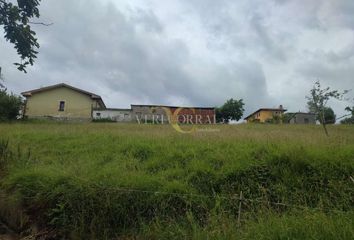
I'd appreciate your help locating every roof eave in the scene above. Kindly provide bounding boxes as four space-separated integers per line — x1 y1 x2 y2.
244 108 287 120
21 92 31 97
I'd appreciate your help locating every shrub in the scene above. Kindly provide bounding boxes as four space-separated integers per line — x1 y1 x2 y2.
92 118 116 123
0 139 10 171
0 87 23 121
341 117 354 124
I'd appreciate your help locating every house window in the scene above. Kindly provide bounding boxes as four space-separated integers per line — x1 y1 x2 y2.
304 118 309 124
96 112 101 117
59 101 65 111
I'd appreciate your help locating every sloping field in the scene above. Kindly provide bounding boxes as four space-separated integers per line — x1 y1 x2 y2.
0 123 353 239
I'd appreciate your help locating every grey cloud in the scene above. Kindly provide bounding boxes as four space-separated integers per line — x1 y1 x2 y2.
3 0 194 107
329 0 354 29
249 14 287 62
183 59 274 114
128 8 163 33
295 45 354 89
296 60 354 90
184 0 291 61
1 0 273 111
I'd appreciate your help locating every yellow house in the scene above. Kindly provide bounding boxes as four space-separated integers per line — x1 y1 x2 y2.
244 105 286 123
21 83 106 120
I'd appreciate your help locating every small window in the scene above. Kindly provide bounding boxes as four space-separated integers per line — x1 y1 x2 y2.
96 112 101 117
59 101 65 111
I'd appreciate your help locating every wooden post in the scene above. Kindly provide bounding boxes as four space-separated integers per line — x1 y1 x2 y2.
237 191 243 225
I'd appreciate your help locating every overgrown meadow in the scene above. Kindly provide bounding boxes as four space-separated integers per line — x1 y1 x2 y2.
0 123 353 239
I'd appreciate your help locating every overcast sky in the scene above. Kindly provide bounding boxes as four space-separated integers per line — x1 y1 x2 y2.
1 0 353 118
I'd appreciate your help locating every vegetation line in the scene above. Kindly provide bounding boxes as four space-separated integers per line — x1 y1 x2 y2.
74 176 351 214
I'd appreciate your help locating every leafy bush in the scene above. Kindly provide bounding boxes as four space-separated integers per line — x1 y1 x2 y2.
92 118 116 122
341 117 354 124
216 98 244 123
0 139 10 171
0 87 23 121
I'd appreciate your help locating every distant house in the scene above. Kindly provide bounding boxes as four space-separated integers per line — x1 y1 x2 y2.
21 83 106 120
21 83 216 123
287 112 316 124
244 105 286 123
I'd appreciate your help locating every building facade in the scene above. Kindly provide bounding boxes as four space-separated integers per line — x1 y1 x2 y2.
21 84 215 123
288 112 316 124
93 108 131 122
244 105 286 123
22 83 106 120
131 105 216 124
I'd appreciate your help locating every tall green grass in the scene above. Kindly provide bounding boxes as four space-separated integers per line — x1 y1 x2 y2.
138 210 354 240
0 123 353 239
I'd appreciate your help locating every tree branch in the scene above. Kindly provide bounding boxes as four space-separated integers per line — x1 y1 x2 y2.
28 21 53 26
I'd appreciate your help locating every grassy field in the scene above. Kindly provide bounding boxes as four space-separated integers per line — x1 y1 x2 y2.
0 123 353 239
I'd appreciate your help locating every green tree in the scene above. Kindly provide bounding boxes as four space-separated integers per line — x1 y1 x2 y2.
216 98 244 123
318 107 336 124
0 0 42 73
282 113 295 124
306 81 348 136
340 106 354 124
345 106 354 115
0 85 23 121
265 114 282 124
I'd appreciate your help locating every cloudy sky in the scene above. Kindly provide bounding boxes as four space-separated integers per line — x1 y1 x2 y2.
1 0 353 118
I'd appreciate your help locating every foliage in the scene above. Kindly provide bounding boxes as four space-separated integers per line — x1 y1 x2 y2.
265 114 283 124
92 118 116 123
216 98 244 123
139 211 354 240
0 0 41 72
241 211 354 240
341 106 354 124
306 81 348 136
282 112 294 123
317 106 336 124
345 106 354 115
0 138 10 171
0 86 23 121
341 117 354 124
0 123 353 238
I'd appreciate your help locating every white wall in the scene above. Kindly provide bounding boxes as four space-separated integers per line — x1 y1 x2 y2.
93 109 131 122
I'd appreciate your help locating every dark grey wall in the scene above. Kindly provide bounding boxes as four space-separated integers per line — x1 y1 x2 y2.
289 113 316 124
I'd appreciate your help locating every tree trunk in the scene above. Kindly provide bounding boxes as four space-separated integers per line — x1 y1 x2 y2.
322 123 329 136
321 110 329 136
